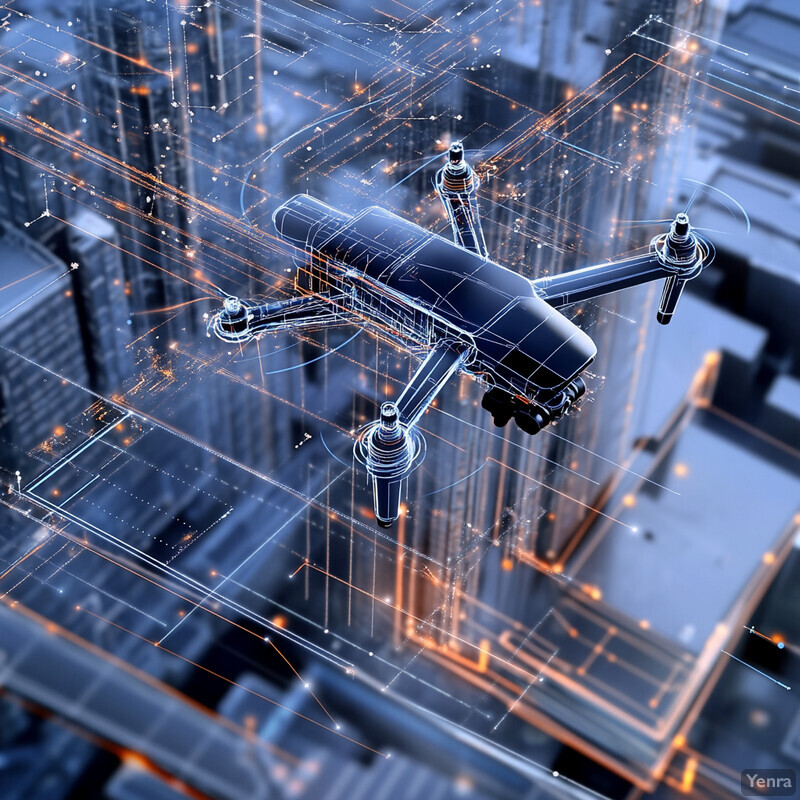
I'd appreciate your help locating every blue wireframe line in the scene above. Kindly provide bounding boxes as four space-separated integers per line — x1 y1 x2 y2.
709 72 800 116
388 147 492 195
421 459 489 497
683 177 751 234
683 186 700 213
320 433 352 468
234 340 299 363
259 331 360 376
541 131 622 167
720 650 791 691
386 151 447 192
241 94 399 219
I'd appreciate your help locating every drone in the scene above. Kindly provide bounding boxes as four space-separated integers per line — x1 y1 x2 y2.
209 142 713 527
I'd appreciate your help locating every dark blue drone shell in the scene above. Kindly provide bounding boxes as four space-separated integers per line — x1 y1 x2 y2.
274 195 596 395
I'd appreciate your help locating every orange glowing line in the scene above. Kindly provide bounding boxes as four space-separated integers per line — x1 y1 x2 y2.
132 297 208 315
78 606 387 757
486 458 634 530
0 592 300 766
706 404 800 461
680 757 697 793
0 539 52 584
69 31 173 78
393 509 406 646
0 265 53 293
0 63 91 115
290 561 308 578
266 638 338 726
681 745 742 782
637 54 800 128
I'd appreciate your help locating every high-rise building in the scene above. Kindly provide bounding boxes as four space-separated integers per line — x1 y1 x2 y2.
0 223 88 464
0 20 85 251
78 0 198 341
396 0 716 597
67 208 134 394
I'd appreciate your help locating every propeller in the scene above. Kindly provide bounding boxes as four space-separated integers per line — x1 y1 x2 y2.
650 211 714 325
354 402 425 528
616 177 752 325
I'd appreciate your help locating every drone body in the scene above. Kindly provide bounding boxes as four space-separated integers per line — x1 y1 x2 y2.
211 143 712 527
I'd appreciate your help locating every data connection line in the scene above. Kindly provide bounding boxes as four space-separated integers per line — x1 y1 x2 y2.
720 649 791 691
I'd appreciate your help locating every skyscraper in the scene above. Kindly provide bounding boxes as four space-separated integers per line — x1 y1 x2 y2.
0 224 88 464
67 208 134 394
78 0 198 341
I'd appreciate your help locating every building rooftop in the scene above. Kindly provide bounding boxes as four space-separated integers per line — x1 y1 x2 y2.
0 222 67 322
686 155 800 283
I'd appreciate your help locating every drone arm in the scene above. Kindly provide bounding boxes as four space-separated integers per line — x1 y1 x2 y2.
248 295 345 334
355 340 469 528
210 293 349 342
396 340 470 427
531 215 710 325
435 142 488 258
531 252 666 307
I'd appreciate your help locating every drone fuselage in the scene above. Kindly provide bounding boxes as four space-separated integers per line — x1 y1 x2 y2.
273 196 596 414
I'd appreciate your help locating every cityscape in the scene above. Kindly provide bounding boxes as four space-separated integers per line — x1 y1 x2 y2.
0 1 799 799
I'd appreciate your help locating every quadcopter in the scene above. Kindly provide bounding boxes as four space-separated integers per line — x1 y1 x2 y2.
209 142 713 527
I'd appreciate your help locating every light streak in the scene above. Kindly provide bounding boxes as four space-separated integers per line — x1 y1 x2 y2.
492 646 559 733
639 54 800 128
319 432 352 468
744 625 786 650
654 17 749 57
0 264 53 293
385 150 445 192
720 649 791 691
79 605 386 756
250 331 360 377
0 264 75 324
421 459 488 497
132 297 209 315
